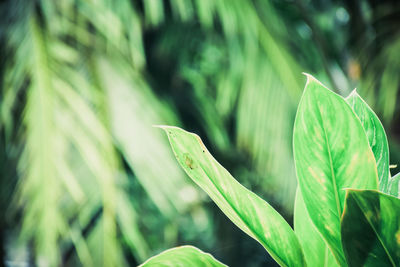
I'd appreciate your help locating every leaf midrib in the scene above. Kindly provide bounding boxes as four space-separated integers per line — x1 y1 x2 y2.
353 195 396 266
315 100 342 218
198 147 290 267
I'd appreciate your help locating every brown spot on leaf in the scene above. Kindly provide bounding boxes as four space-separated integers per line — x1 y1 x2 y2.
183 153 196 170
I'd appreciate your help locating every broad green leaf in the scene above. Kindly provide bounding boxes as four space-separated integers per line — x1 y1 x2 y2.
293 74 379 265
160 126 305 267
388 173 400 198
346 90 390 192
341 189 400 266
139 246 226 267
294 189 337 267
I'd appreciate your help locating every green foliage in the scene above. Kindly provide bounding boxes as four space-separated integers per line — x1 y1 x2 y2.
157 126 305 266
346 90 390 192
1 1 203 265
2 1 400 266
341 190 400 266
294 189 336 266
140 246 226 267
293 75 378 264
388 173 400 197
153 76 400 267
0 1 309 264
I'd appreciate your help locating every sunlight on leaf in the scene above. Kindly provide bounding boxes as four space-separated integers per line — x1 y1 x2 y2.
294 189 337 266
293 74 378 265
346 90 390 192
160 126 305 267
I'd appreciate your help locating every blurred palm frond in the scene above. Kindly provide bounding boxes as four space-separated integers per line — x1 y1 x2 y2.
1 0 400 266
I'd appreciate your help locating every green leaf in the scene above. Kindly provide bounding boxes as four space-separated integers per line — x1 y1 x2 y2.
293 74 379 265
388 173 400 198
341 189 400 266
346 90 390 192
294 189 338 266
160 126 305 267
139 246 226 267
21 16 62 266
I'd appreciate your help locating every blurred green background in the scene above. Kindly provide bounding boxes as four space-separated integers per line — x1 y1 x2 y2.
1 0 399 266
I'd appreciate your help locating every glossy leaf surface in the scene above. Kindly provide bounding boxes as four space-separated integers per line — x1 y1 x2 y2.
341 190 400 266
160 126 305 267
139 246 226 267
294 189 337 266
293 75 378 265
346 90 390 192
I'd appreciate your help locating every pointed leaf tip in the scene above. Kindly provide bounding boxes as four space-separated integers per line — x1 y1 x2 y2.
164 126 306 266
294 76 378 265
346 89 359 100
345 92 390 192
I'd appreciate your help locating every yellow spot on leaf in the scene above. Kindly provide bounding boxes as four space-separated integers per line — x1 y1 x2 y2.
396 229 400 245
308 167 324 185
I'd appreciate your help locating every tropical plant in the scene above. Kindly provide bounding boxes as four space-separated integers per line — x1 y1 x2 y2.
2 0 400 266
0 1 310 265
143 75 400 267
